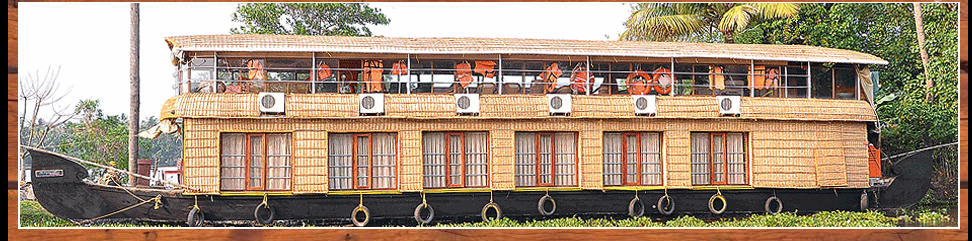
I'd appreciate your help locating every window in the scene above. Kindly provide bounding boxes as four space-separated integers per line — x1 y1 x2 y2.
514 132 578 187
328 133 398 190
603 132 663 186
691 132 747 185
422 132 489 188
811 65 833 99
220 133 292 191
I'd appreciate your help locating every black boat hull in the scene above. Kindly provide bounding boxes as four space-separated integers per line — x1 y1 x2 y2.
26 147 926 226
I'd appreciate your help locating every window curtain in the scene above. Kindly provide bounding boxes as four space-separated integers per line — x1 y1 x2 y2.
726 133 746 185
372 133 397 189
465 132 489 187
422 133 446 188
554 133 577 186
249 135 264 189
448 134 463 186
625 134 639 184
328 134 353 190
355 135 371 188
266 133 291 190
712 134 725 184
856 65 874 106
641 133 662 185
602 133 623 186
690 133 710 185
220 133 245 190
537 134 553 185
514 132 536 187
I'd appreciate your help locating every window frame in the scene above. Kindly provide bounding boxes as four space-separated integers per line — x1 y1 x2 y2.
515 132 579 187
695 132 748 186
220 132 293 192
351 133 373 190
422 132 490 189
604 132 664 187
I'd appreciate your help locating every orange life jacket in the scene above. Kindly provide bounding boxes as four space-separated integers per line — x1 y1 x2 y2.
307 62 332 81
539 63 563 93
474 61 497 78
247 59 267 80
391 61 409 75
652 67 673 95
455 62 474 88
362 59 384 92
751 65 767 90
626 70 652 95
569 64 593 94
709 65 725 90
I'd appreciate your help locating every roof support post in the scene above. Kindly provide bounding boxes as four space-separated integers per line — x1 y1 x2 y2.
586 56 591 95
498 55 503 95
671 57 676 97
311 53 316 94
807 61 812 99
750 60 755 98
407 54 411 94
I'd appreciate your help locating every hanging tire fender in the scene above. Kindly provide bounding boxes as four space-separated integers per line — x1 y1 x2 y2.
764 196 783 214
187 207 204 227
628 197 645 218
254 202 275 225
538 195 556 216
413 203 434 225
351 205 371 227
481 202 503 221
708 193 727 215
657 195 675 215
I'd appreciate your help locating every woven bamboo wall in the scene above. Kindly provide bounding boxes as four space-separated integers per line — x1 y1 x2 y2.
489 129 515 190
293 129 328 193
398 130 423 192
165 94 878 122
179 117 871 194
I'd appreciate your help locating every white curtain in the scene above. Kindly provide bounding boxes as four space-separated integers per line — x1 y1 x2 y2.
625 134 638 184
422 133 446 188
537 134 553 185
514 132 536 187
465 132 489 187
690 133 710 185
372 133 397 189
712 134 725 184
602 133 623 186
266 133 291 190
328 134 353 190
448 134 463 186
249 135 264 189
641 133 662 185
355 135 371 188
554 133 577 186
726 133 746 185
220 133 245 190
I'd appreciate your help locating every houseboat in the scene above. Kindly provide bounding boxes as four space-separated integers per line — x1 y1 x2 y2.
27 34 934 227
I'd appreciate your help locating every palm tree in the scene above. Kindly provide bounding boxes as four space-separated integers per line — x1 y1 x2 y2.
912 3 933 102
621 3 799 43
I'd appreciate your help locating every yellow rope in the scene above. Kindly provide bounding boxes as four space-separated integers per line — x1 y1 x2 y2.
421 192 428 208
489 190 494 203
73 195 160 225
358 193 364 207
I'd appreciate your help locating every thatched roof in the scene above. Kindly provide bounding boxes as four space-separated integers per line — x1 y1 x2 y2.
165 34 888 65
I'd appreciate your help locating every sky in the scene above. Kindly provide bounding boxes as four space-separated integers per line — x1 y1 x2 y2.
17 2 630 120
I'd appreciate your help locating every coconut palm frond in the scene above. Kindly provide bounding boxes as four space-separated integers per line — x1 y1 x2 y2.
624 10 704 41
750 3 800 19
718 4 758 32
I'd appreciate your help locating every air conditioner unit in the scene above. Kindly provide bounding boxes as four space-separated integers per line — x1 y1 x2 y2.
717 96 741 116
258 92 285 114
359 93 385 115
631 95 657 116
455 94 480 115
547 94 572 115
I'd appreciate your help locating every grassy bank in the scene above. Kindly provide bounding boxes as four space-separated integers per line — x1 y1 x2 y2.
20 199 952 228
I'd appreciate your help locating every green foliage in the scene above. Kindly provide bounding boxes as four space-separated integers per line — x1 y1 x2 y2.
138 116 183 167
622 3 799 43
432 211 915 227
59 99 131 177
736 3 959 155
230 3 390 36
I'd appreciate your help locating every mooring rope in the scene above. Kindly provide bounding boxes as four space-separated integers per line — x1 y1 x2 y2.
72 195 162 225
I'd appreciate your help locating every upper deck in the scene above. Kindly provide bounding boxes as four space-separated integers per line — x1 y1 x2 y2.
162 35 885 121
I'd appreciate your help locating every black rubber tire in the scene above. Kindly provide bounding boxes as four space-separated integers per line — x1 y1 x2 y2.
628 197 645 218
187 207 204 227
538 195 556 216
657 195 675 215
764 196 783 215
860 192 869 211
708 194 727 215
481 202 502 221
413 203 434 225
351 205 370 227
254 203 275 225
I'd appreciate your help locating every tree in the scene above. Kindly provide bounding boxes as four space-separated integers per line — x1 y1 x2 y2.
18 66 76 183
59 100 133 182
621 3 799 43
230 3 390 36
912 3 933 102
